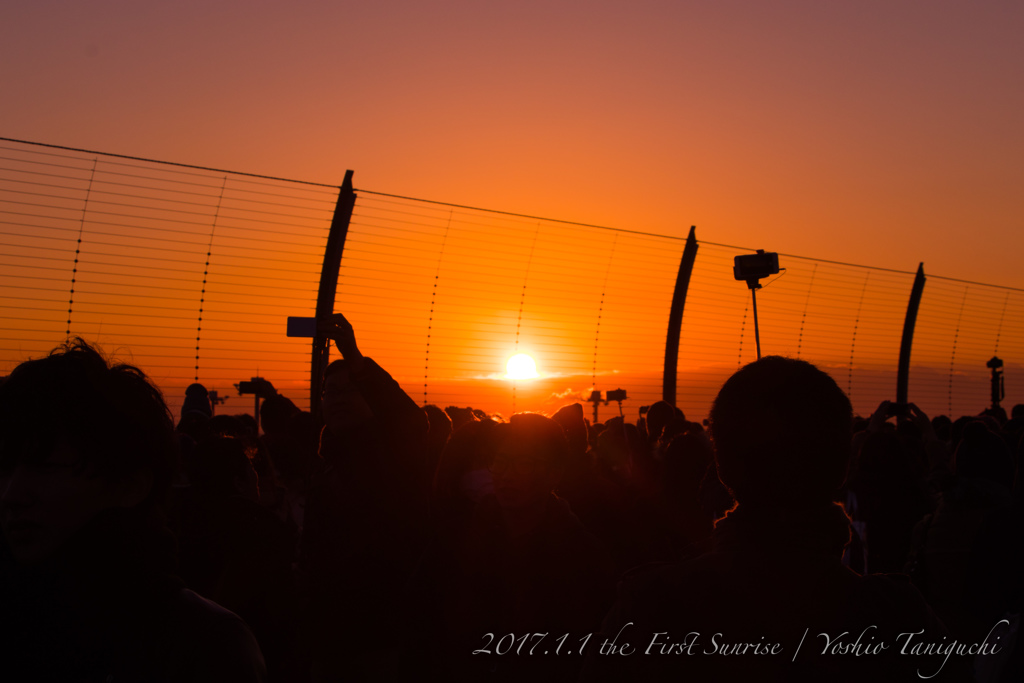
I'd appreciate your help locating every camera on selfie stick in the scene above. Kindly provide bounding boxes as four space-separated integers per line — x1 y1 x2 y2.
733 250 781 360
234 376 277 433
588 388 628 423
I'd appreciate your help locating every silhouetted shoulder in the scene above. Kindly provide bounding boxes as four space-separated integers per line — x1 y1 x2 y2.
352 357 429 432
164 588 267 682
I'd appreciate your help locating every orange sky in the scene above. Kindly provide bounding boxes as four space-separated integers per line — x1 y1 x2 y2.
3 1 1022 285
3 2 1024 421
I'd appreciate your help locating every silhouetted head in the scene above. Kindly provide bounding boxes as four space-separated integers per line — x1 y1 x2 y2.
259 393 300 437
645 401 676 443
552 402 588 457
973 412 1003 436
207 413 248 438
931 414 953 442
181 382 213 420
322 359 373 435
954 420 1014 486
490 413 569 510
444 406 479 433
709 356 852 508
189 436 259 502
434 419 500 503
661 416 691 447
951 415 975 451
424 404 453 446
0 339 176 565
423 404 454 480
663 428 715 496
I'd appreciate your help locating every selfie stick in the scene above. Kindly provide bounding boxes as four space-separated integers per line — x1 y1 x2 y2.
747 280 762 359
734 250 778 361
733 249 778 360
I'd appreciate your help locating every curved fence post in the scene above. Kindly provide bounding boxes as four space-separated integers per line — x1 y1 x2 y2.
310 170 356 420
896 262 926 404
663 226 699 406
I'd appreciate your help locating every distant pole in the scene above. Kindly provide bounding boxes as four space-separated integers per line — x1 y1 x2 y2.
310 170 356 421
663 226 699 405
896 263 926 405
588 390 602 424
987 356 1004 410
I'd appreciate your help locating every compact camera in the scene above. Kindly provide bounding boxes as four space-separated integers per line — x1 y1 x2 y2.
235 377 277 398
733 250 780 282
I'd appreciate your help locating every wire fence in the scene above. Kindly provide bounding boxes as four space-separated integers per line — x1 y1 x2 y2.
2 138 1022 423
0 140 332 419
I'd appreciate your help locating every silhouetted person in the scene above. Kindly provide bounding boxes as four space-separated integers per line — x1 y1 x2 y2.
300 314 429 681
644 400 676 450
426 413 614 681
405 418 501 674
260 396 319 544
423 403 454 483
430 419 500 528
0 339 265 681
552 402 619 545
906 420 1022 680
177 382 214 445
584 357 970 682
445 405 480 433
661 426 717 552
177 436 298 681
848 401 935 574
587 415 679 572
658 414 691 450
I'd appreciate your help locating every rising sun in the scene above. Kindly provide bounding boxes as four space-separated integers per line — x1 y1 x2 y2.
505 353 539 380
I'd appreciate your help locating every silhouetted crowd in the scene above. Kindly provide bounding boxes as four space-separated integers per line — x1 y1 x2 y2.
1 318 1021 681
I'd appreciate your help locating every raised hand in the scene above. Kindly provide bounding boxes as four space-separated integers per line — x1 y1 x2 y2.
318 313 364 368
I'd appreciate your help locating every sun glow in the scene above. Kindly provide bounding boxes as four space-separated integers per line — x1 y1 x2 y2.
505 353 539 380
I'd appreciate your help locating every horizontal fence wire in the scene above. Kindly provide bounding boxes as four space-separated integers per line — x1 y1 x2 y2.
342 194 682 419
0 140 333 419
2 138 1022 424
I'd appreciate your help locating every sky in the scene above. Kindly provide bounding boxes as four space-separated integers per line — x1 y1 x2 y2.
3 1 1024 421
3 1 1023 287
